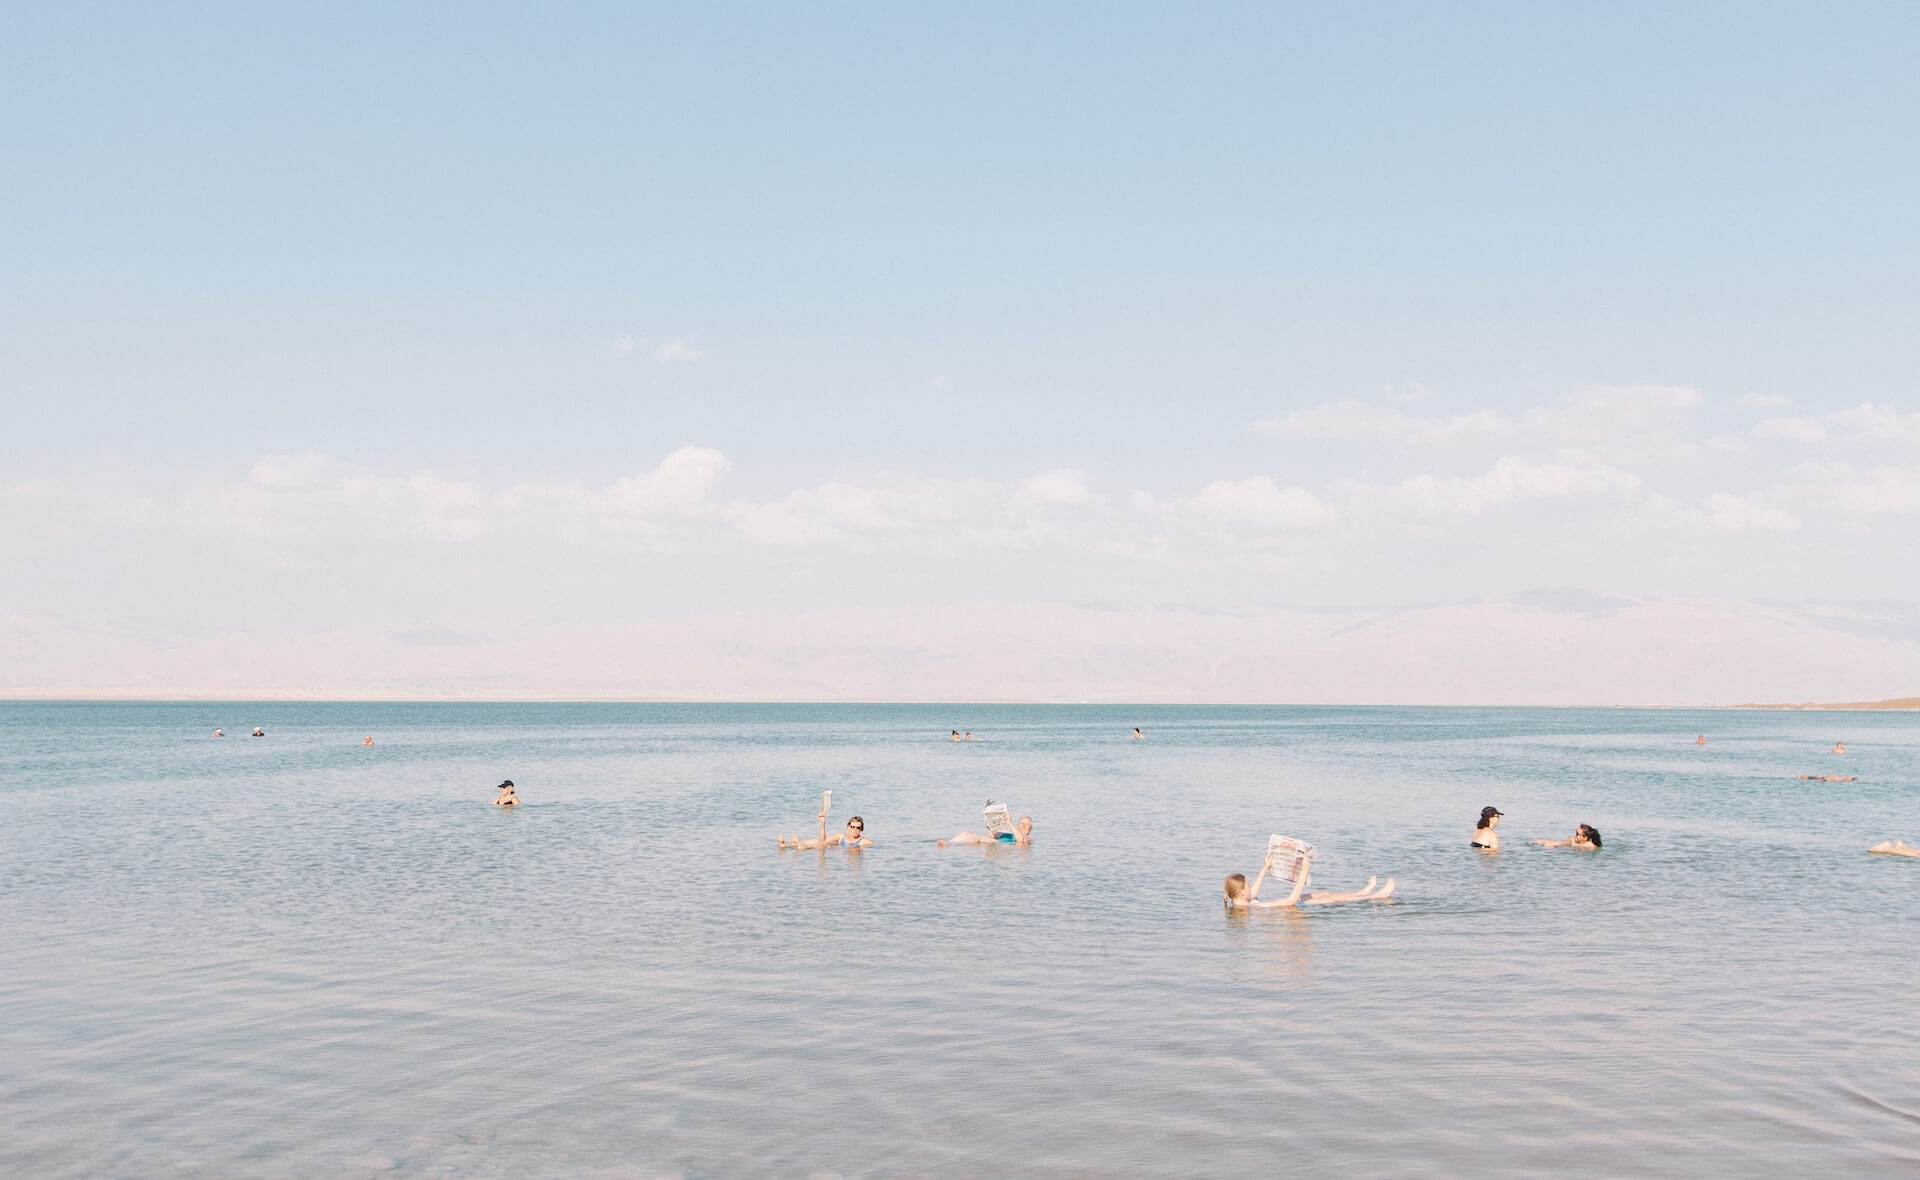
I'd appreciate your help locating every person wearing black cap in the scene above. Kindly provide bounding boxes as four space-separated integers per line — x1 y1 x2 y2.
492 780 519 808
1472 806 1503 851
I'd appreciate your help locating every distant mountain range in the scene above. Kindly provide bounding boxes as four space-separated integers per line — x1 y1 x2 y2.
1735 697 1920 710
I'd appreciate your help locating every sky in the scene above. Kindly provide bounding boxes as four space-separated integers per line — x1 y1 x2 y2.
3 2 1919 702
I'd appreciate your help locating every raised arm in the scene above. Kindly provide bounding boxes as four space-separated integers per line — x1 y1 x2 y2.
1246 851 1273 901
1251 855 1311 908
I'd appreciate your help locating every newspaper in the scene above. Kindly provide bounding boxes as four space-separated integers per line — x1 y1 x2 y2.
1267 835 1317 885
983 800 1014 838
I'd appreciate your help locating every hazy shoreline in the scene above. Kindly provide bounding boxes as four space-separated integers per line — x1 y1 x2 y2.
1732 697 1920 711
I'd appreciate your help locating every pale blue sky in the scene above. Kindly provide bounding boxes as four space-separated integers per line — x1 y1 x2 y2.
4 4 1919 699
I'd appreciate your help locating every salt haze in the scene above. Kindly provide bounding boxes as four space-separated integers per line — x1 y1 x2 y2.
3 6 1919 702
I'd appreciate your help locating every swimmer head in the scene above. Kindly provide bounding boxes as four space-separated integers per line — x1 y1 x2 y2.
1224 873 1249 903
1477 806 1503 830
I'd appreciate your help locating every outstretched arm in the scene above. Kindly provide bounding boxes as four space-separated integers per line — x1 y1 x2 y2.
1251 855 1310 908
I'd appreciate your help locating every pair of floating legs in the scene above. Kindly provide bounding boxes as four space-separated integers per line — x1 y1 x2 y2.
1303 876 1397 904
1870 840 1919 858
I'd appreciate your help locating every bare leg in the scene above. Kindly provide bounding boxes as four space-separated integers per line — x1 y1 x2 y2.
939 832 991 847
1870 841 1920 858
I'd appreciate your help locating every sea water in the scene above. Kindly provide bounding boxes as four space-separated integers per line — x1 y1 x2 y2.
1 702 1916 1177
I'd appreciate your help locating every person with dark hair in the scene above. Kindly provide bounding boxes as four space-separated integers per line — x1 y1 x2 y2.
1534 824 1601 850
780 816 870 850
492 780 519 808
1471 806 1503 851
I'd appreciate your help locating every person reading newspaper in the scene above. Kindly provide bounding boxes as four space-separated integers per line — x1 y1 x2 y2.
1225 836 1395 908
938 800 1033 847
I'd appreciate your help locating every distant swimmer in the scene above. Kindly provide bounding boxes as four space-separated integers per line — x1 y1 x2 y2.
962 731 975 741
939 815 1033 848
493 779 519 808
1471 805 1503 851
1832 742 1846 755
363 736 374 747
1869 840 1919 859
1132 728 1144 740
1696 735 1707 746
1798 774 1857 782
1225 843 1394 909
951 730 962 741
1533 824 1602 850
213 729 223 738
780 816 869 851
250 728 265 738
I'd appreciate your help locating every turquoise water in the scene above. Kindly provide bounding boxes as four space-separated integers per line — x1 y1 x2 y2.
2 703 1917 1177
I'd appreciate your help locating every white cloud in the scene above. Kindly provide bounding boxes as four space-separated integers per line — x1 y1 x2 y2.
1251 400 1517 444
652 340 704 363
1348 455 1640 515
1753 403 1920 447
1753 416 1829 443
610 336 639 356
1023 468 1098 506
1252 384 1705 465
1830 403 1920 443
1794 463 1920 516
1193 476 1327 527
1702 492 1800 532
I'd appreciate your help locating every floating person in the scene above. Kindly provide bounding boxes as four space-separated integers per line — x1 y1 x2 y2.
780 816 869 851
1132 727 1144 740
939 800 1032 847
1798 773 1857 782
1471 805 1503 851
1832 742 1846 755
1533 824 1602 850
212 729 223 738
492 780 519 808
1869 840 1919 859
777 790 869 850
951 730 962 741
962 731 976 741
1225 837 1394 909
250 727 266 738
363 736 374 747
1695 735 1707 746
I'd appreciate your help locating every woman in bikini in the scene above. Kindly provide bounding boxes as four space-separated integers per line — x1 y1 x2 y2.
1471 806 1503 851
492 780 519 808
780 816 871 850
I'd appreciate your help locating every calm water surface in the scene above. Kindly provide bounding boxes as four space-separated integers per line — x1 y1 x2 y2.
2 703 1917 1177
